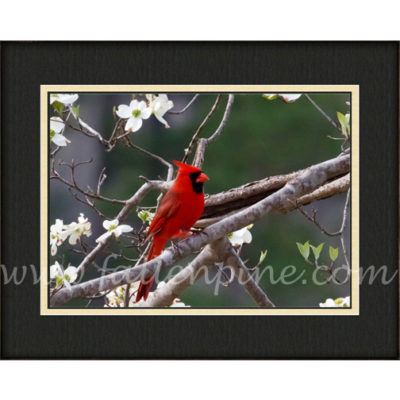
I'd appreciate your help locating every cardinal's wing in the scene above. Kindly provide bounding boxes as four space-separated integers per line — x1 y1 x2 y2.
146 190 180 239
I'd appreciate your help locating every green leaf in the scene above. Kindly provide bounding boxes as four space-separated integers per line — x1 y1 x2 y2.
259 250 268 263
337 111 350 138
262 94 278 100
310 243 324 261
50 129 56 141
138 209 154 224
52 100 65 114
329 246 339 261
296 241 310 260
72 105 80 119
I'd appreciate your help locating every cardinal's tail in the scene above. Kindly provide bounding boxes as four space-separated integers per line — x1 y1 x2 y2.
135 276 155 303
135 239 164 303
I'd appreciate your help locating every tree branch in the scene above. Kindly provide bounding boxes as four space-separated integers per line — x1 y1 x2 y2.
137 237 275 308
125 137 174 181
205 94 235 144
192 94 234 168
305 94 341 133
135 242 221 307
168 94 199 115
200 163 349 221
222 238 275 307
181 95 222 164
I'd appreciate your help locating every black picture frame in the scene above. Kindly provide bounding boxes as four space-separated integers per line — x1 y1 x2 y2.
0 41 399 359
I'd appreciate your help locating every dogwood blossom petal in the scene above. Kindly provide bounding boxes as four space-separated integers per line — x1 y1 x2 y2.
50 261 63 279
50 117 70 146
50 93 79 106
50 117 65 133
68 230 81 245
52 132 70 147
129 99 139 109
95 231 113 244
228 226 253 247
116 104 132 119
64 266 78 284
319 296 350 307
170 298 189 307
113 224 133 238
125 117 142 132
50 242 58 256
263 93 302 103
50 219 66 255
138 102 152 119
103 219 119 230
147 94 174 128
98 219 133 242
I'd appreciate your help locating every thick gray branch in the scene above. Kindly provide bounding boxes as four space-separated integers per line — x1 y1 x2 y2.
201 158 349 220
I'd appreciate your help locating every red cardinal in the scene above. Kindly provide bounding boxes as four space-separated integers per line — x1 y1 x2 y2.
135 160 209 302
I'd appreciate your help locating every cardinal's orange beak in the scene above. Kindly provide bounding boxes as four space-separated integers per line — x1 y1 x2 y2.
196 172 209 183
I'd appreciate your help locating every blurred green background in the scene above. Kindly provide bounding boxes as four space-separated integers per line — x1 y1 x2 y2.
50 92 351 308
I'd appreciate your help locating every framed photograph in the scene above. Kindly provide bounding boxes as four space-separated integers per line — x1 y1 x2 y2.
1 42 398 358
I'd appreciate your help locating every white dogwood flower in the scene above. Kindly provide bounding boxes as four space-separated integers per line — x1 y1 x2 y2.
50 261 78 289
50 93 79 106
96 218 133 243
170 298 190 307
146 94 174 128
228 225 253 247
116 99 152 132
50 116 70 147
50 219 66 256
104 282 141 307
63 213 92 245
49 214 92 255
263 93 302 103
104 281 190 308
319 296 350 308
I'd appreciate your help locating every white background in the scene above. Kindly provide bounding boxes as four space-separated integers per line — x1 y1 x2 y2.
0 0 399 40
1 1 399 398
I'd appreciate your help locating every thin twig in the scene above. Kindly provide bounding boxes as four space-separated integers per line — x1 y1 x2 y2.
181 95 222 164
305 94 341 132
67 188 108 219
339 190 351 269
192 94 235 168
168 94 199 115
225 240 275 307
295 188 351 277
51 159 126 205
205 94 235 144
125 137 174 181
294 203 341 237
